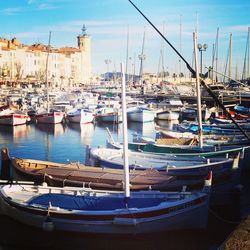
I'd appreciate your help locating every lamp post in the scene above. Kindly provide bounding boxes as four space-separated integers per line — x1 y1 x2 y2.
197 43 208 76
104 59 111 81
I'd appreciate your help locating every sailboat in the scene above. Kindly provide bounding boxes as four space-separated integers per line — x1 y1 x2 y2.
35 32 64 124
0 64 211 234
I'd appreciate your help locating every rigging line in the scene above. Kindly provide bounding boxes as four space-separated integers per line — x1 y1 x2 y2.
128 0 250 141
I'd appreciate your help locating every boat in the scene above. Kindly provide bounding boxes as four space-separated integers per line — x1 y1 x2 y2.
156 110 179 120
106 131 247 159
66 108 94 124
35 109 64 124
127 107 155 122
0 180 211 234
0 148 206 191
0 66 211 234
89 147 239 176
96 111 122 123
0 108 29 126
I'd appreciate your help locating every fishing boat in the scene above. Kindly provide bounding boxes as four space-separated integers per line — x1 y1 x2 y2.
106 131 247 159
1 149 205 191
35 109 64 124
0 108 29 126
0 180 211 234
0 66 211 234
156 110 179 120
96 111 122 123
89 147 239 176
66 108 94 124
127 106 155 122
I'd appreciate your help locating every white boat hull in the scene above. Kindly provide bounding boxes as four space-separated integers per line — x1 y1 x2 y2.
97 113 122 123
0 114 28 126
36 112 64 124
67 112 94 124
127 109 155 122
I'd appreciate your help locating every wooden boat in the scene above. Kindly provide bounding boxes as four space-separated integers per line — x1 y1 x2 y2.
127 107 155 122
0 108 29 126
3 149 204 191
66 108 94 124
96 112 122 123
0 177 211 234
35 110 64 124
89 147 239 176
106 133 247 159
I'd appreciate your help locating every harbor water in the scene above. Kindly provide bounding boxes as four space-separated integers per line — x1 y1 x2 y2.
0 121 249 250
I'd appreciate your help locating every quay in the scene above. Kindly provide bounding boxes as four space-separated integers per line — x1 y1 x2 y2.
219 214 250 250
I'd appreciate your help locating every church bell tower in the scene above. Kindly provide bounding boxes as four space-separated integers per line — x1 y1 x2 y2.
77 24 90 52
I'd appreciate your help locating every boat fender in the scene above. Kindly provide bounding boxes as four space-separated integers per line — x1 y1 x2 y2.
43 216 55 232
42 182 48 187
181 185 187 192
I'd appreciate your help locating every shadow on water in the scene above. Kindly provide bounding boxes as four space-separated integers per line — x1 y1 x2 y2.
0 186 246 250
0 215 215 250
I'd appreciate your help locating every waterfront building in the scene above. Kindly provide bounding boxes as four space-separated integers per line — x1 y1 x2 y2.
0 25 91 87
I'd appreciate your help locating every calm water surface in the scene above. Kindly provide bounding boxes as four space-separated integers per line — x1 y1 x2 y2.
0 120 249 250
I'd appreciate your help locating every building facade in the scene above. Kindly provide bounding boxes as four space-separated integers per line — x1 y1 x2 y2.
0 26 91 87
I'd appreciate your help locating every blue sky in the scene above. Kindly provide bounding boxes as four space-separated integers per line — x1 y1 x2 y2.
0 0 249 77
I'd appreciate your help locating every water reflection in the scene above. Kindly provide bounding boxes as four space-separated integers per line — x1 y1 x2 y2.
35 123 65 137
95 121 120 134
0 124 30 143
127 121 156 138
155 119 179 130
67 122 95 145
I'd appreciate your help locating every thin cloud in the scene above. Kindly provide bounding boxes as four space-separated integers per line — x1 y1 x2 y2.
38 3 58 10
0 8 22 16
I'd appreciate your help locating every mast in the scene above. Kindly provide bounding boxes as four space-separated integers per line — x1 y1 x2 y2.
125 26 129 82
215 28 219 82
179 14 182 80
138 27 146 85
242 27 250 80
121 63 130 198
193 32 203 148
46 31 52 113
228 33 232 81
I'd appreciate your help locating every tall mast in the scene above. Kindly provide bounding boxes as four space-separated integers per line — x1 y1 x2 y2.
193 32 203 148
228 33 232 80
125 26 129 82
179 15 182 80
242 27 250 80
121 63 130 198
211 43 215 82
46 31 52 113
215 28 219 82
138 27 146 83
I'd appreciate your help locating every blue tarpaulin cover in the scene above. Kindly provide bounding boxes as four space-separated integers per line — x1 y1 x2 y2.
28 193 165 211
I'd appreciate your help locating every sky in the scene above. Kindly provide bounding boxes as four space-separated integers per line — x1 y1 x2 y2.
0 0 249 78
